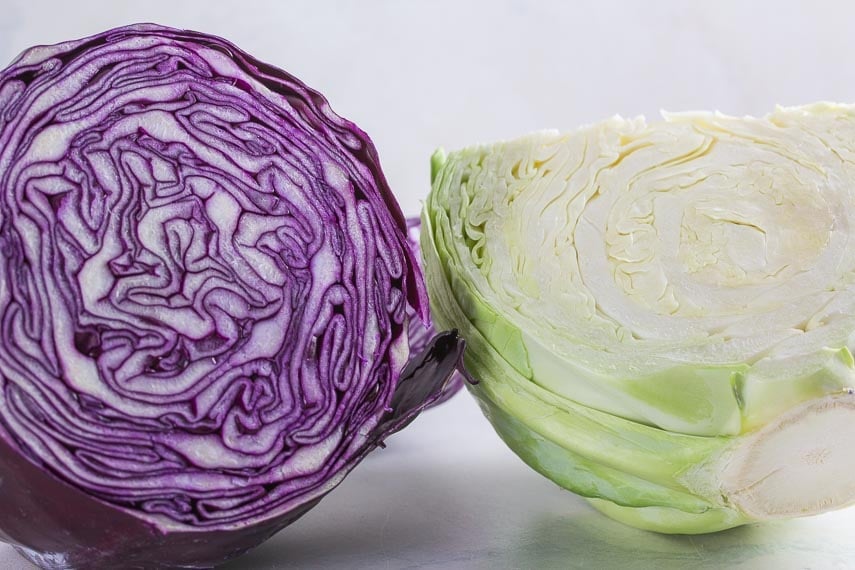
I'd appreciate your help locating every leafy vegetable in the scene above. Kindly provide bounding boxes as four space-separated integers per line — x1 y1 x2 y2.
406 217 465 405
0 24 463 568
422 104 855 533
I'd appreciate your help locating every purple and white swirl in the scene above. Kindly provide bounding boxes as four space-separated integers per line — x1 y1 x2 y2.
0 23 449 543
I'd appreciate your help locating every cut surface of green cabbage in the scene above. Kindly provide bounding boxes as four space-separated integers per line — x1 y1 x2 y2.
422 103 855 533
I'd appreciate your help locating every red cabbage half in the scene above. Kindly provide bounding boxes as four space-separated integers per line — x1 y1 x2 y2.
0 24 463 569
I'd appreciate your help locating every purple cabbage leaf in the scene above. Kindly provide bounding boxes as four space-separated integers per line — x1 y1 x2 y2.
0 24 463 569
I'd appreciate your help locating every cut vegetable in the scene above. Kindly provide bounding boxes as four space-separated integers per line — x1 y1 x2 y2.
422 103 855 533
0 24 463 569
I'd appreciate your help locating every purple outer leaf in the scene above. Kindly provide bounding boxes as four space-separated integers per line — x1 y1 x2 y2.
405 217 465 406
0 24 463 569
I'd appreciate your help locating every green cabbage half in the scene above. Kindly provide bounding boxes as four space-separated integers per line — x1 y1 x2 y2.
421 103 855 534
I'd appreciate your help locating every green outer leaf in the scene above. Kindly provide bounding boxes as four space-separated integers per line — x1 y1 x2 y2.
586 499 747 535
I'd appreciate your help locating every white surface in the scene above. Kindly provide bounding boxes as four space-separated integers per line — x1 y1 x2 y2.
3 1 855 568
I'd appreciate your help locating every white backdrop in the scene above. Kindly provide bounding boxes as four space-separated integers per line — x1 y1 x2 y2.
2 1 855 568
5 0 855 217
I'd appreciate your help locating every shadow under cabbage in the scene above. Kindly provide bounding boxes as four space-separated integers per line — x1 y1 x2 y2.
509 509 855 570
